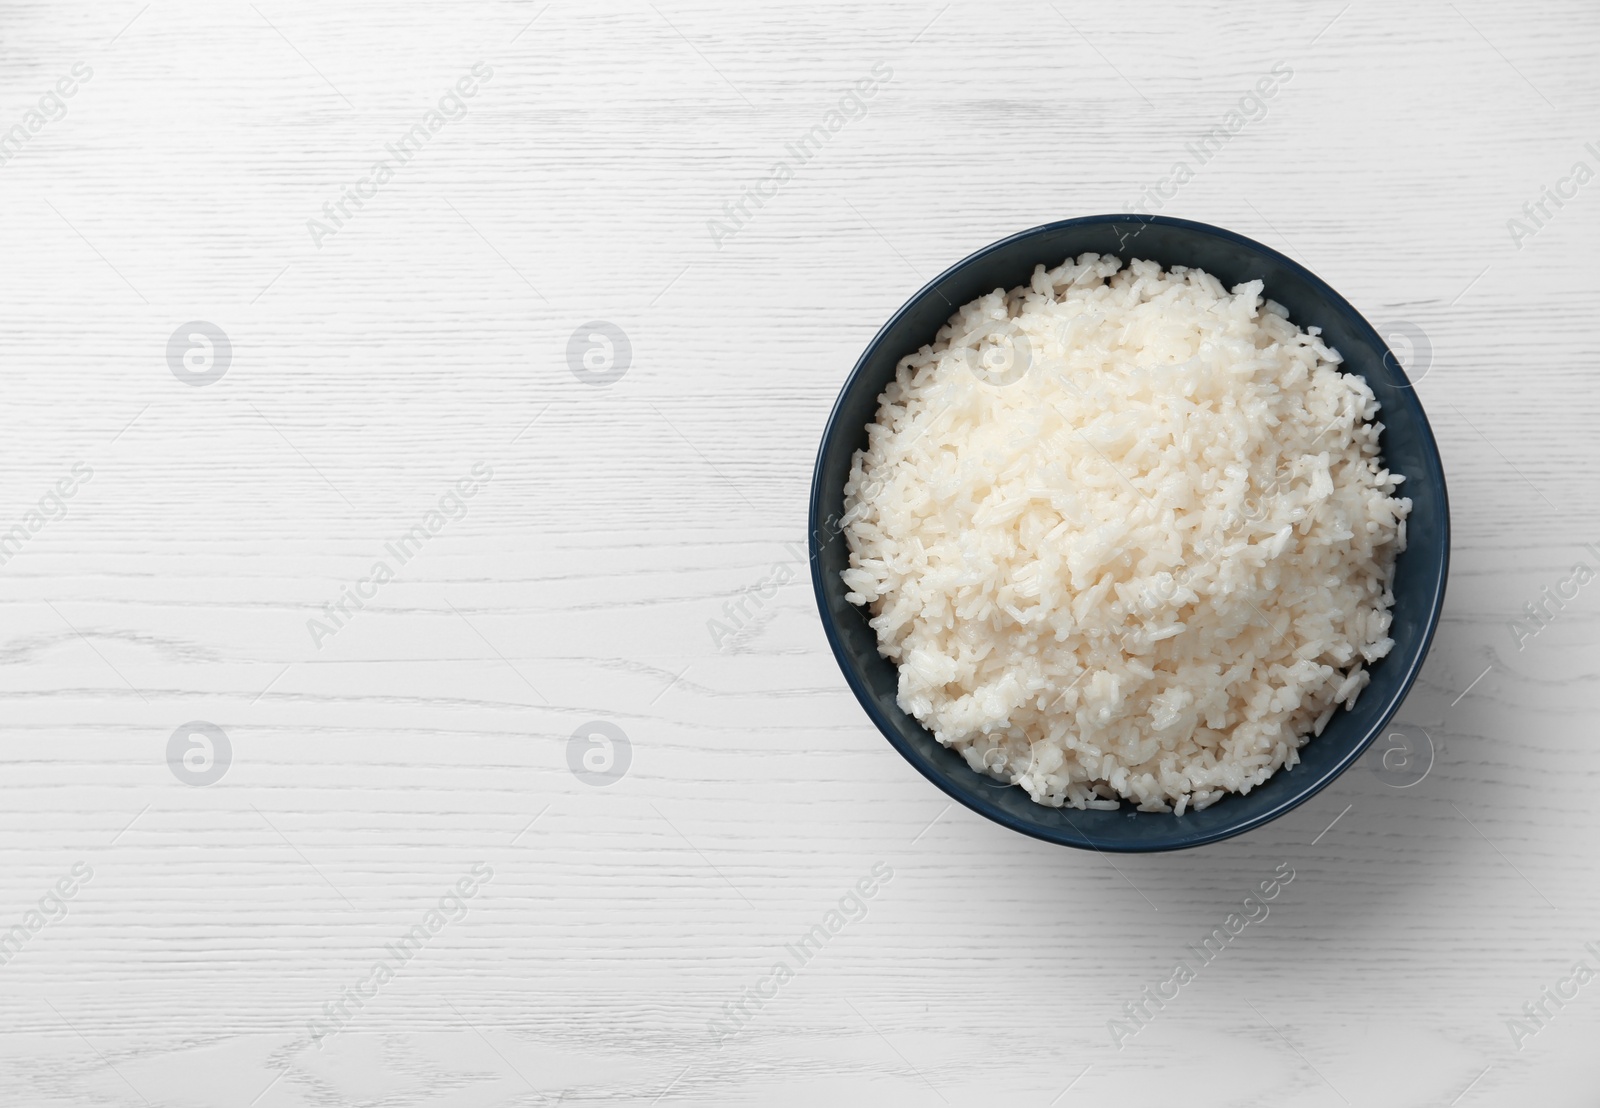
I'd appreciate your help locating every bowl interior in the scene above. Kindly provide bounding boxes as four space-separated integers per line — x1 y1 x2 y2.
809 215 1449 852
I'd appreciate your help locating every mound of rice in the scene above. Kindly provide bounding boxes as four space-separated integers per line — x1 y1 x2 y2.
840 254 1411 814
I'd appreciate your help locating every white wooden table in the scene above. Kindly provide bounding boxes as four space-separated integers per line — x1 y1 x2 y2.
1 1 1596 1103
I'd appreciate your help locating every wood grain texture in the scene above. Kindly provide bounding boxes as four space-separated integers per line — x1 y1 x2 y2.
1 0 1599 1103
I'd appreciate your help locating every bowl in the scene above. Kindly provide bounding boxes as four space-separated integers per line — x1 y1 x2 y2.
808 214 1450 853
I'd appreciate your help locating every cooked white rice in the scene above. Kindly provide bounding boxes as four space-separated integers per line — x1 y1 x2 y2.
841 254 1410 813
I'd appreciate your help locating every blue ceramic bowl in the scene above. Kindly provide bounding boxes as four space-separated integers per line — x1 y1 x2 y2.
809 215 1449 853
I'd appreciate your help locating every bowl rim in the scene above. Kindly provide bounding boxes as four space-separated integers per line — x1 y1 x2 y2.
808 213 1451 853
